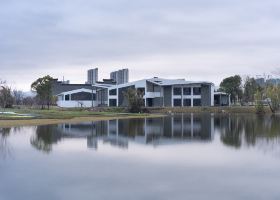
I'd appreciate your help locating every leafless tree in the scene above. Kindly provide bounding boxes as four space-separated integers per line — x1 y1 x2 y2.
13 89 24 105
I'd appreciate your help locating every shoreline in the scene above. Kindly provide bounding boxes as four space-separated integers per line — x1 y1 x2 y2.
0 114 164 128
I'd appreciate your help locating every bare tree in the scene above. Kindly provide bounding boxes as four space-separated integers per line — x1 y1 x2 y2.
0 86 14 108
13 90 24 105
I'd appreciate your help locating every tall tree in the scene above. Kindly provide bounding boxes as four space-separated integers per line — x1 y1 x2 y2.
266 85 280 113
220 75 242 103
123 88 144 113
13 90 24 105
31 75 53 109
243 77 258 103
0 86 14 108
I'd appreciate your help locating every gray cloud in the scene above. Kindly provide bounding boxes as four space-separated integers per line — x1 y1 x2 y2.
0 0 280 90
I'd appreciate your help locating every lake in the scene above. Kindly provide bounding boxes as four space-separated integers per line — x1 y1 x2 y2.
1 113 280 200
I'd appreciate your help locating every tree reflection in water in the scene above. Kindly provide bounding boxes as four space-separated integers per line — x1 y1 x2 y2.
0 127 12 158
28 114 280 153
30 125 62 153
218 114 280 148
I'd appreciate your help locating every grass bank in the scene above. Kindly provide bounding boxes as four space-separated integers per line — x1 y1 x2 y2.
148 106 272 114
0 107 163 128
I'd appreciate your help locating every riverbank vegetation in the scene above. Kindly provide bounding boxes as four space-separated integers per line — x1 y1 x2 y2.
219 75 280 114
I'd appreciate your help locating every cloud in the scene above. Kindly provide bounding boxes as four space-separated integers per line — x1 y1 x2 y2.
0 0 280 90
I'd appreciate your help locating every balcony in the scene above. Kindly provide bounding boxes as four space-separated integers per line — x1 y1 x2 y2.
145 92 161 98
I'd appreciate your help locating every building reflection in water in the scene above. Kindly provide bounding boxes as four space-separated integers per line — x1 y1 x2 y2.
56 114 214 150
29 113 280 153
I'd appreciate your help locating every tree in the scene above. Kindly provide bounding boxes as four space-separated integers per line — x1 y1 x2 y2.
31 75 53 109
13 90 24 105
255 90 264 114
220 75 242 104
123 88 144 113
266 85 280 113
22 96 35 107
0 86 14 108
243 77 258 103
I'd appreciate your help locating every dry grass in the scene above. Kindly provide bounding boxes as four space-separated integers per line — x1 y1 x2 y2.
0 114 164 128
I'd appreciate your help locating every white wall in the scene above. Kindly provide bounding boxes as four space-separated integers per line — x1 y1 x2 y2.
57 100 98 108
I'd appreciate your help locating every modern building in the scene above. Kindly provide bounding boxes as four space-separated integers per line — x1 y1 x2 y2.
256 77 280 87
87 68 98 84
214 92 231 106
107 77 214 107
110 68 129 85
52 78 112 108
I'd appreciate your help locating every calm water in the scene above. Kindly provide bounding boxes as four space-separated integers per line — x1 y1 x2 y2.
1 114 280 200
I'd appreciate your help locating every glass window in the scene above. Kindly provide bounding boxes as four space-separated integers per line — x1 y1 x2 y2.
193 99 201 106
109 89 117 96
173 99 182 107
183 99 191 106
173 87 182 95
109 99 117 107
193 87 201 95
71 92 94 101
65 94 70 101
183 88 191 95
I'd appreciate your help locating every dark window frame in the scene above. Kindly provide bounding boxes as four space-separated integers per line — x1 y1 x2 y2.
193 99 201 106
173 87 182 95
109 89 117 96
173 99 182 107
183 99 191 106
193 87 201 95
183 87 191 95
65 94 70 101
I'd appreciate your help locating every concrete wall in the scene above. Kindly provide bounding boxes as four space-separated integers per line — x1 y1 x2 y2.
153 97 163 107
201 84 211 106
163 86 172 107
57 100 98 108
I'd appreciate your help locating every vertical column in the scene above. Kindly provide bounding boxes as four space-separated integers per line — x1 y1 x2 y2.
171 86 174 107
191 113 194 138
117 89 119 107
181 87 183 107
191 87 193 107
181 113 184 137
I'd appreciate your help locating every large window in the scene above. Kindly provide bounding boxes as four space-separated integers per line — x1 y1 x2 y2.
173 87 182 95
193 87 201 95
183 87 191 95
173 99 182 107
109 89 117 96
71 92 95 101
109 99 117 107
65 94 70 101
183 99 191 106
193 99 201 106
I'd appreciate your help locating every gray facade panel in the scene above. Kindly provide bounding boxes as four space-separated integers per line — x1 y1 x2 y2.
52 82 93 96
153 97 163 107
163 86 172 107
201 84 211 106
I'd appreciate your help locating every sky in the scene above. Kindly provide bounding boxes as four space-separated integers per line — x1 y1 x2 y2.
1 0 280 91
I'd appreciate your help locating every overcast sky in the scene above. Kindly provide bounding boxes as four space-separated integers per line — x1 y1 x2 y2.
1 0 280 91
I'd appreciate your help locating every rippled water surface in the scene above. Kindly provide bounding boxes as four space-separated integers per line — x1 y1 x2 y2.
1 114 280 200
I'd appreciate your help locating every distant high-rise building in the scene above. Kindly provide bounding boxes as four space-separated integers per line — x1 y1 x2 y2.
110 68 129 85
87 68 98 84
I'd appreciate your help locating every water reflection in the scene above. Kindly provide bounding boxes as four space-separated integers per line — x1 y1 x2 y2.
0 127 12 158
216 114 280 148
30 114 213 152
